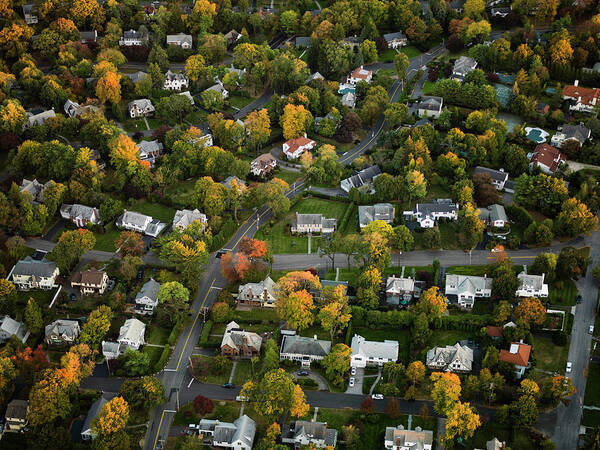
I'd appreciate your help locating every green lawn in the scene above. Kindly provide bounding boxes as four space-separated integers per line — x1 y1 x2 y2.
232 360 254 385
422 80 436 95
146 326 170 345
141 345 165 370
532 335 569 373
229 94 255 110
584 363 600 407
446 265 491 276
93 229 121 252
353 327 411 363
548 278 578 306
165 179 196 206
275 170 302 186
429 329 474 348
128 200 177 224
465 420 536 448
255 198 353 254
185 109 209 124
378 46 421 62
438 222 461 250
190 355 233 384
173 400 240 426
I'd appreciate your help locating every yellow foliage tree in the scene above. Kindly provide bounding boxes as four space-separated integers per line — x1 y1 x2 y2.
96 71 122 104
430 372 461 415
108 134 139 170
185 54 206 83
92 396 129 437
281 103 313 140
443 401 481 445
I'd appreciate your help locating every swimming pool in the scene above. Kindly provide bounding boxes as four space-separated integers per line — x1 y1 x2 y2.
525 127 549 143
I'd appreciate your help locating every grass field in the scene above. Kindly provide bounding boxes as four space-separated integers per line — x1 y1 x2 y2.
548 278 578 306
165 179 196 206
275 170 302 186
429 329 474 347
93 229 121 252
446 265 491 276
228 94 255 110
584 363 600 407
128 200 177 224
378 46 421 62
255 198 353 253
422 80 436 95
533 335 569 373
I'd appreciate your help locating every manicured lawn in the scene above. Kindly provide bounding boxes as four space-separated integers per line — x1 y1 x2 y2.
173 400 240 426
429 329 474 348
255 198 353 254
584 363 600 407
190 355 233 384
362 375 379 394
146 326 170 345
165 179 196 206
129 200 177 224
233 308 278 323
14 288 57 312
401 45 421 59
378 46 421 62
446 265 491 276
141 345 165 370
548 278 578 306
275 170 302 186
185 109 209 124
229 94 254 110
438 222 461 250
93 229 121 252
299 325 330 341
232 360 254 385
422 80 436 95
353 327 411 363
532 335 569 373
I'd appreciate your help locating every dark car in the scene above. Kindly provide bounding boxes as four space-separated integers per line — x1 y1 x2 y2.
222 383 235 389
69 293 77 302
296 370 309 376
215 250 227 259
137 268 144 280
576 295 583 304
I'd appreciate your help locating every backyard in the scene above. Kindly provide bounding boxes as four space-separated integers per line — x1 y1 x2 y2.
532 335 569 374
378 45 421 62
548 279 578 306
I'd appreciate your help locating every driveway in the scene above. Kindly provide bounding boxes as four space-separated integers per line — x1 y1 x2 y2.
345 367 364 395
293 370 330 391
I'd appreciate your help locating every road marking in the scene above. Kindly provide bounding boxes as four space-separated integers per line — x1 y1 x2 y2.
163 368 177 372
175 278 215 371
152 410 166 449
164 410 177 413
210 286 222 290
188 378 194 388
487 255 535 259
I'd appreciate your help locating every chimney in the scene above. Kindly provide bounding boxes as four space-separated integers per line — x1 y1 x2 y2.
574 79 579 86
313 335 317 340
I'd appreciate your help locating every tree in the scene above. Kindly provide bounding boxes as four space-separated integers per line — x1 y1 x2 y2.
384 103 409 129
120 255 143 282
414 287 447 321
443 401 481 446
279 10 299 34
189 0 217 34
406 361 426 386
193 395 214 415
276 289 314 331
394 53 410 81
211 302 231 323
548 375 576 406
5 235 27 261
464 0 485 18
91 396 130 450
430 372 461 415
493 300 512 324
121 348 151 376
96 71 122 104
386 398 401 418
318 292 351 341
492 259 519 299
185 54 206 84
245 109 271 152
514 296 546 326
119 377 166 411
0 357 16 407
47 229 96 273
115 231 145 257
360 40 378 64
321 343 351 387
28 369 72 426
281 104 313 140
360 396 376 413
555 198 598 237
405 170 427 204
24 298 43 334
458 203 485 250
79 305 112 349
0 99 27 134
158 282 191 325
241 368 309 422
513 390 538 426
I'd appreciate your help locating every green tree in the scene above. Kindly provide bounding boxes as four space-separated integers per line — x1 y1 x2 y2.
321 343 351 387
394 53 410 81
79 305 112 349
24 298 43 334
121 348 151 377
158 281 191 325
119 377 166 411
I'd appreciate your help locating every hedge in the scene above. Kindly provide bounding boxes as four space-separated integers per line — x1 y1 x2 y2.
210 219 238 251
506 204 534 227
168 322 183 345
306 190 351 202
338 202 356 234
155 345 171 372
198 320 213 346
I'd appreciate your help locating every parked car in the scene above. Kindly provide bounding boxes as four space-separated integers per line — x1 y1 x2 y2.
69 292 77 302
351 367 356 376
349 377 355 387
590 325 595 334
235 395 248 402
137 268 144 280
577 295 583 304
566 362 572 373
371 394 384 400
180 427 193 436
296 370 309 376
222 382 235 389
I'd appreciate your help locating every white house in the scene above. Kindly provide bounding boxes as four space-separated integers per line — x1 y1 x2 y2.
135 140 164 167
383 31 408 49
164 70 189 91
341 91 356 108
204 82 229 99
80 30 98 44
119 29 147 46
416 96 443 119
282 135 316 159
9 256 59 290
473 166 509 190
71 269 110 296
0 316 29 344
478 204 508 228
403 200 459 228
166 33 193 48
280 335 331 367
237 276 276 307
347 66 373 85
282 421 338 449
64 100 99 118
134 278 161 315
350 334 399 368
45 319 80 345
250 153 277 177
22 4 38 24
550 123 591 148
515 272 548 298
426 343 474 373
128 99 155 118
60 203 101 227
451 56 477 81
81 394 117 441
499 341 531 379
385 275 416 306
198 415 256 450
172 209 207 231
385 425 433 450
445 274 492 309
25 109 56 128
340 165 381 193
116 210 166 237
290 213 337 234
562 81 600 113
358 203 395 228
117 318 145 350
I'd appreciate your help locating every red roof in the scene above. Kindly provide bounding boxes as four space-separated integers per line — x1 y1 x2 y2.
284 136 315 154
486 325 503 337
530 143 565 173
562 85 600 106
350 66 372 80
499 342 531 367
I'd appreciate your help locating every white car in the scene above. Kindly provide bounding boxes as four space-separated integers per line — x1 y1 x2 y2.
351 367 356 376
566 362 572 373
349 377 355 387
371 394 384 400
590 325 595 334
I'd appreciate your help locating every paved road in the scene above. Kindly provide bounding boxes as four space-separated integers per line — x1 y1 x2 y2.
233 89 273 120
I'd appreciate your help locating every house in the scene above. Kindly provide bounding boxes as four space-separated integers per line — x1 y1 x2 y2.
250 153 277 177
562 81 600 113
306 72 324 83
20 178 50 204
358 203 395 228
64 99 99 118
0 316 29 344
224 29 243 47
126 71 147 84
478 204 508 228
60 203 101 227
291 213 337 234
172 209 207 231
486 325 503 340
474 166 509 190
426 343 474 373
384 425 433 450
128 99 155 118
117 318 145 350
536 102 550 115
416 96 443 119
529 143 566 174
515 272 548 297
280 334 331 367
135 140 164 167
221 321 262 358
347 65 373 85
88 149 105 168
451 56 477 81
5 400 29 432
25 109 56 128
134 278 161 315
340 165 381 193
293 36 310 48
71 269 109 295
179 90 195 105
80 31 98 43
187 125 213 148
119 29 147 46
204 82 229 99
116 210 166 237
490 6 512 17
198 415 256 450
221 175 246 190
166 33 193 49
386 276 416 306
499 341 531 379
403 199 459 228
237 276 276 307
282 421 338 448
445 274 492 309
341 91 356 108
550 123 591 148
81 393 117 440
45 319 81 345
483 438 506 450
22 4 38 24
282 135 316 159
383 31 408 49
343 36 363 49
449 0 466 12
9 256 59 290
164 70 189 91
350 334 399 368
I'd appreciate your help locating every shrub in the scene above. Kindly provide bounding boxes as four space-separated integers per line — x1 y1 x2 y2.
199 321 213 346
552 331 567 346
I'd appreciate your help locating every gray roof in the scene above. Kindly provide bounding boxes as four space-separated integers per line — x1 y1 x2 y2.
450 0 465 8
201 415 256 448
341 165 381 191
0 316 27 342
60 203 99 221
45 319 80 339
478 204 508 224
118 318 145 342
221 176 246 189
295 36 310 47
27 109 56 126
126 71 147 83
80 31 97 41
417 96 443 112
383 32 407 42
81 393 117 435
173 209 206 229
118 210 152 227
351 334 399 361
205 83 227 94
12 256 57 278
562 123 591 142
135 278 161 303
358 203 395 227
283 421 337 447
517 272 546 290
123 29 143 39
167 33 193 46
165 70 188 82
474 166 509 183
136 139 163 154
386 276 415 294
221 322 262 352
129 98 154 110
415 200 458 216
426 343 473 371
306 72 324 83
453 56 477 75
385 425 434 449
6 400 28 421
280 335 331 357
239 276 275 298
446 274 492 296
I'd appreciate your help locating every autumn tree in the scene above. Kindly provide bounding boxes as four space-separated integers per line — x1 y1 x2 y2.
281 103 313 140
386 398 401 419
0 99 27 134
28 369 72 426
443 401 481 446
549 33 573 65
457 202 485 250
318 287 351 341
96 71 122 104
555 198 598 237
394 53 409 81
245 109 271 152
160 232 209 288
158 281 191 325
0 357 16 407
321 343 351 387
493 300 512 324
547 375 576 406
276 289 315 331
193 395 214 415
24 298 43 334
119 255 142 282
514 296 546 326
414 287 447 321
119 377 166 411
185 54 206 84
431 372 462 415
79 305 112 349
91 396 130 450
47 228 96 273
115 231 145 257
360 396 376 413
406 361 426 387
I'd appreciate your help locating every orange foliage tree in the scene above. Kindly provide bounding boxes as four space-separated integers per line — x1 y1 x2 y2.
238 237 268 259
514 296 546 326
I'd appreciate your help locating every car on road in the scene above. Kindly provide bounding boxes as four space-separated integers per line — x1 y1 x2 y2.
215 250 227 259
371 394 384 400
296 370 309 376
222 382 235 389
349 377 355 388
577 295 583 304
351 367 356 376
566 362 572 373
590 325 595 334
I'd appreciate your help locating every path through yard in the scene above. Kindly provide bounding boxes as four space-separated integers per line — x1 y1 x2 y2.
228 361 237 384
